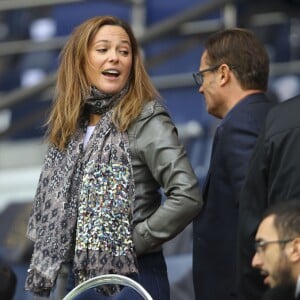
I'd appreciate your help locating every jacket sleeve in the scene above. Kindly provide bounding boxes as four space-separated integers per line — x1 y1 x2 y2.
237 123 269 299
222 110 264 205
132 103 203 255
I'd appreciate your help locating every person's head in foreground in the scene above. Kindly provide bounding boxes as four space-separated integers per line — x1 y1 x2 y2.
252 200 300 298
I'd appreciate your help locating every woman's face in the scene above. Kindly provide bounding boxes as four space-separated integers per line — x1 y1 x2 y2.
86 25 133 94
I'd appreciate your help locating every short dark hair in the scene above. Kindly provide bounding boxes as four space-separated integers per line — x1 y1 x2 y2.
262 200 300 240
0 263 17 300
205 28 269 91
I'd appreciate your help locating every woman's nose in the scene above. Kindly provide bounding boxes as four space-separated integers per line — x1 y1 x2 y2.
108 50 119 62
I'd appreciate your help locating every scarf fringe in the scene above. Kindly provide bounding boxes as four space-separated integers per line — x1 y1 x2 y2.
73 251 138 296
25 268 53 297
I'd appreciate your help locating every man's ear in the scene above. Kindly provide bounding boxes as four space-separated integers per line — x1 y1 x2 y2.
219 64 231 87
288 237 300 263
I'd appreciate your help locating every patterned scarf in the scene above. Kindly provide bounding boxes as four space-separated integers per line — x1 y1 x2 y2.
25 86 138 297
85 86 126 115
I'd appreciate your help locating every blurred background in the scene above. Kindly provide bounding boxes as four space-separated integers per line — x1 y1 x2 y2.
0 0 300 299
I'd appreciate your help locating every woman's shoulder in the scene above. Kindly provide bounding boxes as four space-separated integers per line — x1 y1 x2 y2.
137 99 168 121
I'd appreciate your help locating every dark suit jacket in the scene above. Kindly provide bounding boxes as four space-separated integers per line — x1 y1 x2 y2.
237 95 300 300
262 284 297 300
193 93 274 300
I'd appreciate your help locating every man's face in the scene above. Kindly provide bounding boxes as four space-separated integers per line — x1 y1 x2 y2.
197 51 224 118
252 215 294 288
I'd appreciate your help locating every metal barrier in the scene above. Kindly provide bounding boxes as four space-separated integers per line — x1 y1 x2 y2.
62 274 153 300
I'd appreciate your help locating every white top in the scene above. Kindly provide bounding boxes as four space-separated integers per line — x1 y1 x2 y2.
296 275 300 298
83 125 95 149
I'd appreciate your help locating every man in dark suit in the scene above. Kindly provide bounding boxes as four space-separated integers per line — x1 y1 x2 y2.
238 94 300 300
192 28 275 300
251 200 300 300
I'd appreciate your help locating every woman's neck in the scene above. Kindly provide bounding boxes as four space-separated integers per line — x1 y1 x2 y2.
89 114 101 126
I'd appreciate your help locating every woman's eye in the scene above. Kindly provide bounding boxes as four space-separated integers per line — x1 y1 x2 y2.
119 50 129 56
96 48 106 53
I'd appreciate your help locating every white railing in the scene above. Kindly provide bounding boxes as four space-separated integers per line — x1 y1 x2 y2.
62 274 153 300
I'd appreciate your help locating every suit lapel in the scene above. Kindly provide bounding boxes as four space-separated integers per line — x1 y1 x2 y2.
202 125 222 197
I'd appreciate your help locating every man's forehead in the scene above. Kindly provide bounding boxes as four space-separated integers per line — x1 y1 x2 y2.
256 215 278 239
200 50 209 67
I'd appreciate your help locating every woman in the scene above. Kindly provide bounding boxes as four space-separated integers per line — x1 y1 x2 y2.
25 15 202 299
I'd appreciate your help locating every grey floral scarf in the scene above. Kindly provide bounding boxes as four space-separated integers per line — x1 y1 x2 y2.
25 86 138 297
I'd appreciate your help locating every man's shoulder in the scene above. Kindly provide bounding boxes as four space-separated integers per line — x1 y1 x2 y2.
231 93 274 116
225 93 274 128
269 94 300 116
265 94 300 135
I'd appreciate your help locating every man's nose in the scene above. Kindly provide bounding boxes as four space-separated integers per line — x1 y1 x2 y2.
252 252 263 269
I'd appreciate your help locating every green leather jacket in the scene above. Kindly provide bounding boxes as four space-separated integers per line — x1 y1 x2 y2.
128 100 203 255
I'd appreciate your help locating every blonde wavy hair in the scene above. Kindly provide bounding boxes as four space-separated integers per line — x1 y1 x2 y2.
46 15 160 150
